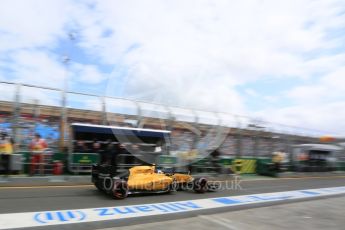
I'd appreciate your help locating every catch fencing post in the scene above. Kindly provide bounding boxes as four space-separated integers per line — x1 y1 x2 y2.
12 83 21 151
101 96 107 125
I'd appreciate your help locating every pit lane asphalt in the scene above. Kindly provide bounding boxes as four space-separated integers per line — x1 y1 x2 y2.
0 176 344 214
0 177 344 230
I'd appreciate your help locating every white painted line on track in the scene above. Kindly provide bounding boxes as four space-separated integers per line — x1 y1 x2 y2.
0 186 345 229
0 185 94 189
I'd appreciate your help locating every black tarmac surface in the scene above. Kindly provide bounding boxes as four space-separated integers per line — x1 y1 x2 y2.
0 176 344 230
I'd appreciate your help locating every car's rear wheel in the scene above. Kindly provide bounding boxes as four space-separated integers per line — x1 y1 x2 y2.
94 180 103 192
112 180 129 199
193 177 208 193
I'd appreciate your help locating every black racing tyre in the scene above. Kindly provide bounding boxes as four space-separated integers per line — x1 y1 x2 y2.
193 177 208 193
94 181 103 192
206 182 219 192
112 180 129 199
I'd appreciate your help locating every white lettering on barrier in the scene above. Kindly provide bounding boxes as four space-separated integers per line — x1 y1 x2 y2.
0 186 344 229
93 201 201 217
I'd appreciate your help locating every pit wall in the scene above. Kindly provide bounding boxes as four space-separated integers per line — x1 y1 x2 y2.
9 152 345 175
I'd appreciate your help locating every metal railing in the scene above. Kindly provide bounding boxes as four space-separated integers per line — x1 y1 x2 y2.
0 81 341 159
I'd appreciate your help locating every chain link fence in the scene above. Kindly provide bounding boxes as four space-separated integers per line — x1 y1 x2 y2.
0 81 343 175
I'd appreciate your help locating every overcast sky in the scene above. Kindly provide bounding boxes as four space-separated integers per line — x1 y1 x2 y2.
1 0 345 136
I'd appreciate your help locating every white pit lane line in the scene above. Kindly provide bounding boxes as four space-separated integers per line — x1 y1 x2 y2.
0 186 345 229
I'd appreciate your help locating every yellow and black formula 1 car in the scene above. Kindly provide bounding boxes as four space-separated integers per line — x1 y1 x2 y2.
91 164 217 199
170 171 219 193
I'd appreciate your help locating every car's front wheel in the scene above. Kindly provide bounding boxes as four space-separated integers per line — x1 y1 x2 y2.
112 180 129 199
193 177 208 193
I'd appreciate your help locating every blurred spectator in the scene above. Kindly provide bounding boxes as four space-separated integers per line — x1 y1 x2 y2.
272 150 286 172
92 140 105 165
29 133 48 150
117 143 135 166
92 140 102 154
0 132 14 177
29 133 48 175
298 152 309 161
106 141 119 175
130 144 140 152
75 140 88 153
210 148 221 164
117 143 128 156
100 140 114 164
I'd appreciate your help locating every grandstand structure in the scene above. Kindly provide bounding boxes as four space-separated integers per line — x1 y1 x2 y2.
0 81 327 157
